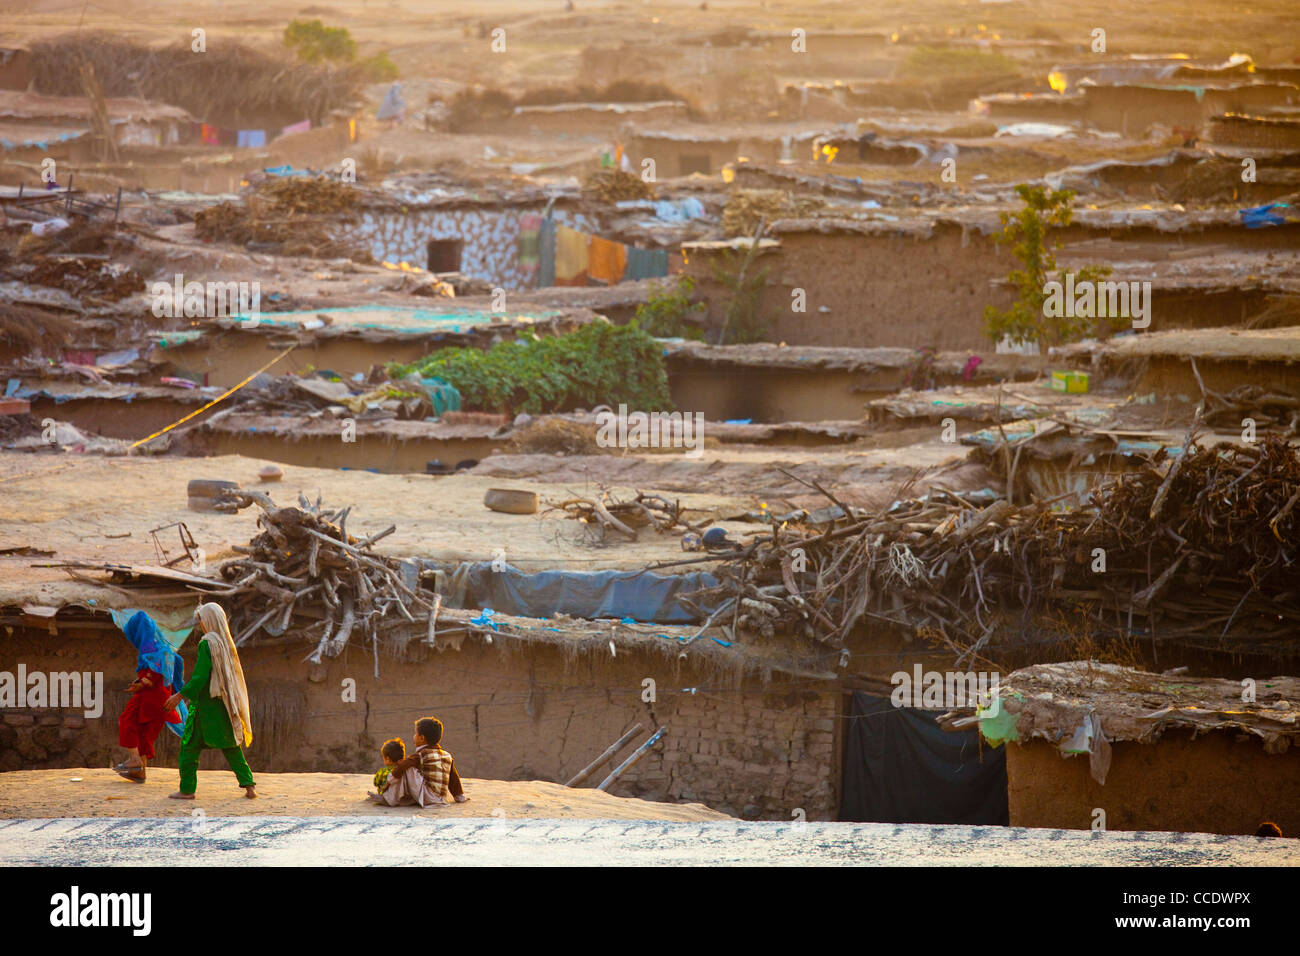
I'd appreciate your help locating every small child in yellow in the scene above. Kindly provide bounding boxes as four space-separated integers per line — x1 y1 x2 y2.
372 738 405 795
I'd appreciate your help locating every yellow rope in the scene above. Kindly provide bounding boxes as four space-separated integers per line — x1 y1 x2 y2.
131 345 295 449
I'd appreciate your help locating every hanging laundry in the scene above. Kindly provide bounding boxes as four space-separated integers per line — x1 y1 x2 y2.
623 246 670 281
236 129 267 149
281 119 311 136
517 213 544 282
538 219 557 288
555 225 590 286
200 123 220 146
587 235 628 285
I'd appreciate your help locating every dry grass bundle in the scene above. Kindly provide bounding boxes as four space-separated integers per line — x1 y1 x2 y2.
194 182 372 261
15 219 121 258
0 305 77 352
509 418 603 455
257 177 360 215
28 34 363 126
27 258 143 301
721 189 823 236
582 168 657 202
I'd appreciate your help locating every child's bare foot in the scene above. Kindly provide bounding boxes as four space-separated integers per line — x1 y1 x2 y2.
244 786 257 799
168 791 195 800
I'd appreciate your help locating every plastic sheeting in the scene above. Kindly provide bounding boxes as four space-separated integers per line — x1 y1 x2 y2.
839 692 1008 825
429 562 719 624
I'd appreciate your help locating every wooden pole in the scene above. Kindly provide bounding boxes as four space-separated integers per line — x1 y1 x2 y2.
565 723 643 788
596 725 667 792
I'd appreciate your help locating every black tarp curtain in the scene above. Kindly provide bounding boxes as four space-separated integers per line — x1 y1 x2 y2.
839 691 1009 824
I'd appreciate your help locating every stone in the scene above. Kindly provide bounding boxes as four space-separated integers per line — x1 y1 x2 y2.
3 713 34 727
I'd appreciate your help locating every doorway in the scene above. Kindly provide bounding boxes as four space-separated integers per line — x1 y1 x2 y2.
426 238 464 273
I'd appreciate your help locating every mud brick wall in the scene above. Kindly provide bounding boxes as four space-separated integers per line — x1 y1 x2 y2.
651 687 839 820
1 630 842 820
684 225 1014 350
1007 731 1300 836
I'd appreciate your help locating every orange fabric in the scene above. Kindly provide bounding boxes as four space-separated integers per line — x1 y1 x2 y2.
588 235 628 285
555 226 590 285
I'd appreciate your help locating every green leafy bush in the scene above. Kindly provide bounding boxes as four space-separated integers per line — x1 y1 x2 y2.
360 52 399 82
983 184 1115 348
390 321 672 415
635 277 706 340
283 19 357 64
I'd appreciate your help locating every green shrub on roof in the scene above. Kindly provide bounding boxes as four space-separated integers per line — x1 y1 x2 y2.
390 320 672 416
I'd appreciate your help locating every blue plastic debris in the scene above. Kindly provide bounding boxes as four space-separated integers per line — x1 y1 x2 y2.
1240 203 1290 229
469 609 499 630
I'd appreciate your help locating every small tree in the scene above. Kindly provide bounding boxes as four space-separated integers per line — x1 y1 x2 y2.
284 19 358 64
983 184 1113 348
635 277 706 340
711 248 773 344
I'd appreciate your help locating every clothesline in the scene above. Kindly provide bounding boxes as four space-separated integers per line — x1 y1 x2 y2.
197 118 313 149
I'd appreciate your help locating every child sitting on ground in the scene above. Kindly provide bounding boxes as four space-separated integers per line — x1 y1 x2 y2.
376 716 469 808
372 738 405 795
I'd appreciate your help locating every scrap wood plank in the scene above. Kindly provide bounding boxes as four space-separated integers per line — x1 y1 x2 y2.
596 725 668 792
37 562 223 588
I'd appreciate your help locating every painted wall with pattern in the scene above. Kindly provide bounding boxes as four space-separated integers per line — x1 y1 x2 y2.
341 207 599 289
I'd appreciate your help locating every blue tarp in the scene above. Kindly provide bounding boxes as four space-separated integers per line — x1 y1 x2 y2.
435 563 720 624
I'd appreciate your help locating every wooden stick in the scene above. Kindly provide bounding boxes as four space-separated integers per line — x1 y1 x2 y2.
565 723 644 787
425 593 442 645
596 725 667 792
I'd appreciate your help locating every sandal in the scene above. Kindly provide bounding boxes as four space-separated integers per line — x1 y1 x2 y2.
115 766 146 782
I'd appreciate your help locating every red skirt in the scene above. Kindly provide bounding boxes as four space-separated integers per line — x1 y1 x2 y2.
117 669 178 759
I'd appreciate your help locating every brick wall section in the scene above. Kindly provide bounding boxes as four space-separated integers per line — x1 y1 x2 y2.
1 631 842 820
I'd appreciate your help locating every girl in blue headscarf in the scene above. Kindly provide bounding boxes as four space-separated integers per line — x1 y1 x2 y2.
114 611 188 783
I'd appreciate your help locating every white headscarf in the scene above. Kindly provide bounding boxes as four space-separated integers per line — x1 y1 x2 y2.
196 603 253 748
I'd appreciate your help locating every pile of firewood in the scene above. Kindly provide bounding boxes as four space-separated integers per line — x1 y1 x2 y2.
215 492 437 663
554 490 702 541
686 434 1300 660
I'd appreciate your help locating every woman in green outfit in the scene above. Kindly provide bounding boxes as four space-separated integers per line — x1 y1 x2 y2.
163 602 257 799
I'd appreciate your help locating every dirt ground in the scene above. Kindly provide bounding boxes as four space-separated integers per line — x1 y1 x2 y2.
0 769 731 821
0 449 760 607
